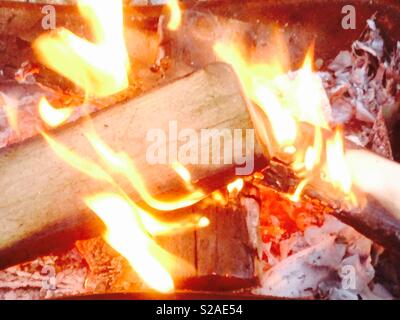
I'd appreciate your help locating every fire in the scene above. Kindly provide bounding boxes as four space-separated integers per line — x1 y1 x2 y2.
35 0 208 293
33 0 130 98
86 133 205 211
214 39 356 205
172 162 191 183
85 193 174 293
167 0 182 31
227 178 244 194
41 128 208 292
325 128 352 195
38 97 73 127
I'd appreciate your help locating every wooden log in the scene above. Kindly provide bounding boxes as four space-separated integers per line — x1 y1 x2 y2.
189 197 258 290
76 196 259 292
262 135 400 255
0 62 265 269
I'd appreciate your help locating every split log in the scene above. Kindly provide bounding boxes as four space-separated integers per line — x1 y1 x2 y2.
0 62 265 269
188 197 258 290
76 196 259 292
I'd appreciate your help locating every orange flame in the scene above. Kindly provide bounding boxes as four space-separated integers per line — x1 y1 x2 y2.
214 39 356 206
167 0 182 31
41 127 208 292
35 0 206 293
325 128 352 195
85 193 174 293
33 0 130 97
38 97 73 127
85 132 205 211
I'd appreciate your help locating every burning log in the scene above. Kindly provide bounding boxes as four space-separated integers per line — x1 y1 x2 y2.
0 62 265 269
76 196 259 292
1 0 400 297
261 130 400 256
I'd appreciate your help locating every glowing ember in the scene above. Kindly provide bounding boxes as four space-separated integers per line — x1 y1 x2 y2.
167 0 182 31
33 0 130 98
38 97 73 128
227 178 244 194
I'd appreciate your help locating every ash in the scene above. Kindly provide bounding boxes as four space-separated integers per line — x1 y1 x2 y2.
0 16 399 300
320 17 400 158
252 17 400 300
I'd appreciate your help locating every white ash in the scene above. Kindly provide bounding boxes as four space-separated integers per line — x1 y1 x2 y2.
253 214 392 300
320 17 400 149
0 249 88 300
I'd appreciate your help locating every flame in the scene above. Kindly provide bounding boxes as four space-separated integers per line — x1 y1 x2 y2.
325 128 352 195
85 193 174 293
214 42 297 148
42 128 208 291
214 39 356 205
288 179 309 203
167 0 182 31
33 0 130 97
86 132 205 211
227 178 244 193
140 211 209 237
38 97 73 127
35 0 206 292
172 161 191 184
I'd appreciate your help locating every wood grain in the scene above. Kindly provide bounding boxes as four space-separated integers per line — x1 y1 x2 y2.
0 62 264 268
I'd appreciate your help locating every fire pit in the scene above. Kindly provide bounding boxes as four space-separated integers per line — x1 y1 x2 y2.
0 0 400 300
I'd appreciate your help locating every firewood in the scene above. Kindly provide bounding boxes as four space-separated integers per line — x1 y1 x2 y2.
0 62 265 269
262 135 400 255
188 197 258 290
76 196 258 292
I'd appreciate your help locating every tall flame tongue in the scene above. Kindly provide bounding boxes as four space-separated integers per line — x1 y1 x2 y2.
35 0 207 293
214 39 356 205
167 0 182 31
33 0 130 98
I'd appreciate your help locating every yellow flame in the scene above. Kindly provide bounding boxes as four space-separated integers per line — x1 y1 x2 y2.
34 0 205 293
85 132 205 211
214 42 297 148
167 0 182 31
38 97 73 127
171 161 191 183
85 193 174 293
325 128 352 195
215 39 356 205
288 179 309 203
33 0 130 97
227 178 244 193
41 131 114 184
211 190 227 206
139 211 209 236
304 127 323 171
